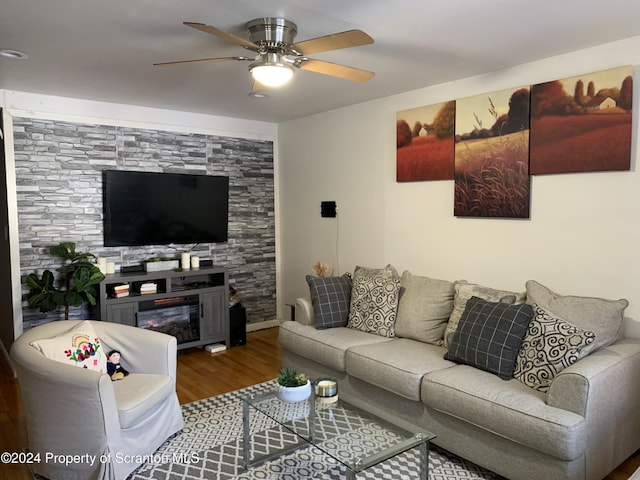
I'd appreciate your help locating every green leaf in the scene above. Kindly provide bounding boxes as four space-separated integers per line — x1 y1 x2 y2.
84 290 96 305
65 292 84 307
27 292 47 308
86 269 105 286
51 291 67 305
40 296 59 313
26 273 43 290
51 243 74 259
41 270 55 290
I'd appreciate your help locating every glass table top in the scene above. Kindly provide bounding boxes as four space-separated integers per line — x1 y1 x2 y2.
242 389 436 473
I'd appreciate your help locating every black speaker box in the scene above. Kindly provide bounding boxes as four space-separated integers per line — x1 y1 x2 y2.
229 305 247 347
121 264 145 273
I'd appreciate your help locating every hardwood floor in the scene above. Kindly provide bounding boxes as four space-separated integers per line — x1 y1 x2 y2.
1 326 637 480
175 327 281 404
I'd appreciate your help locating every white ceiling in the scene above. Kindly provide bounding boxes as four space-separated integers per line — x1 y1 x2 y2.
2 0 640 123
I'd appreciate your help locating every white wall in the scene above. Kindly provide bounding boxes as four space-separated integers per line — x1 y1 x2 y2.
278 36 640 339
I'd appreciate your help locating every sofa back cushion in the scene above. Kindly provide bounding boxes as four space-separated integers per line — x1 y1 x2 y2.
394 271 454 346
525 280 628 353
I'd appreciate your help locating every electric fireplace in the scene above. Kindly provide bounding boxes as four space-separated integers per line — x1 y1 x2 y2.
137 295 200 344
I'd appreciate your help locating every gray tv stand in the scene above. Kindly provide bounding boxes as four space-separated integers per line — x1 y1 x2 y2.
93 266 229 350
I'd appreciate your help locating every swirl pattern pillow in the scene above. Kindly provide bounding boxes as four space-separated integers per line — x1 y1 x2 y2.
514 304 596 392
347 265 401 338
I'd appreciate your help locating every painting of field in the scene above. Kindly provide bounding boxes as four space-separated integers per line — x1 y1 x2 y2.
530 66 632 174
396 101 455 181
454 87 531 218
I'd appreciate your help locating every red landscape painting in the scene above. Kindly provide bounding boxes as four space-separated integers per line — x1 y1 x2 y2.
396 101 455 182
529 66 633 174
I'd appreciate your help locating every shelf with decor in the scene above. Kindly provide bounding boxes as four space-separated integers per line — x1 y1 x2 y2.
93 266 229 350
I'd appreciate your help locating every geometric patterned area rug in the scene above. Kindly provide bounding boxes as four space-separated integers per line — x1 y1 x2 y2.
128 380 500 480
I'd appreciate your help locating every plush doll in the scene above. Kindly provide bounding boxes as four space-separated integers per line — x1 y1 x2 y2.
107 350 129 381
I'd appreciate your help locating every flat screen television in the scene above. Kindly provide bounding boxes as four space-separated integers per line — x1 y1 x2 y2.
103 170 229 246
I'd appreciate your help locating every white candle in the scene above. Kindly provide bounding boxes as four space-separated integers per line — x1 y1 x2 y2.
181 252 190 270
191 256 200 269
314 379 338 397
97 257 107 274
106 262 115 274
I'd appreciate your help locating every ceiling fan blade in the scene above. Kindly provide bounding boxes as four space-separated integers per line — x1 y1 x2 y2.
292 29 373 55
154 56 243 67
183 21 259 51
299 59 375 83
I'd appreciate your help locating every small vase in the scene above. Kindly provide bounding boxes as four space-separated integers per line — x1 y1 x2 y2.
277 380 312 403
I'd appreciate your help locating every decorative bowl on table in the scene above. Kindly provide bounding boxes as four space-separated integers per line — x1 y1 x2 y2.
277 380 312 403
276 366 312 403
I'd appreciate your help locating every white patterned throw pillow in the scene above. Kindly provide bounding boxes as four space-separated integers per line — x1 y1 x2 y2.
347 265 401 338
30 320 108 374
514 304 596 392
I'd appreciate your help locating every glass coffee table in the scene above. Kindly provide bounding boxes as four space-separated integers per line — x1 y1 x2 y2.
241 389 435 479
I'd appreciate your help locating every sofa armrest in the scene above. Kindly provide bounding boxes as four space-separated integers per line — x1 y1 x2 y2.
547 339 640 479
295 297 315 327
547 339 640 416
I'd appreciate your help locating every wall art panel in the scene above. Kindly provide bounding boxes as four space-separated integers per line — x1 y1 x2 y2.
529 66 633 175
396 101 455 181
454 87 531 218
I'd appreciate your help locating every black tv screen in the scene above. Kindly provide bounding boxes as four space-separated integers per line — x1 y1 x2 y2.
103 170 229 246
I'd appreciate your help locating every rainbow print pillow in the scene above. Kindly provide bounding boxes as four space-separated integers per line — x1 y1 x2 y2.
30 321 107 374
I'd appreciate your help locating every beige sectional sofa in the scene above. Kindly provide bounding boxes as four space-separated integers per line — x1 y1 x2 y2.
279 268 640 480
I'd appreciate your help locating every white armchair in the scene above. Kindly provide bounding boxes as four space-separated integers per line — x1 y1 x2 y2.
10 320 184 480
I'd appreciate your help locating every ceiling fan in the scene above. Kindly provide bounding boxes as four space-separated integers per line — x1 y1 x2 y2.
154 18 375 90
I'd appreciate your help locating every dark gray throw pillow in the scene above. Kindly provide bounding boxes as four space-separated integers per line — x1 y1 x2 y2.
306 274 352 329
444 296 534 380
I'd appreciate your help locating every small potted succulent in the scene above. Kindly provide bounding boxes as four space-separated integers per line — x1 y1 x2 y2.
276 366 311 402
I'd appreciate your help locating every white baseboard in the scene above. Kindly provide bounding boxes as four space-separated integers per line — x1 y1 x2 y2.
246 319 280 332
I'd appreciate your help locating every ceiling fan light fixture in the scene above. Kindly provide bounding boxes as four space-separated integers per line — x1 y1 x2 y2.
249 53 294 87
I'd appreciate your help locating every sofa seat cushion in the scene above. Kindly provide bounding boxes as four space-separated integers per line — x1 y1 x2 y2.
346 339 456 401
112 373 174 429
278 321 392 372
422 365 586 461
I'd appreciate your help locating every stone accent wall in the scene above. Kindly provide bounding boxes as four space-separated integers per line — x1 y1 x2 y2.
13 117 275 329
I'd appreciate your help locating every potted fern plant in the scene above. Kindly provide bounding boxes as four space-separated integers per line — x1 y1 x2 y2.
276 366 311 402
26 242 105 320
